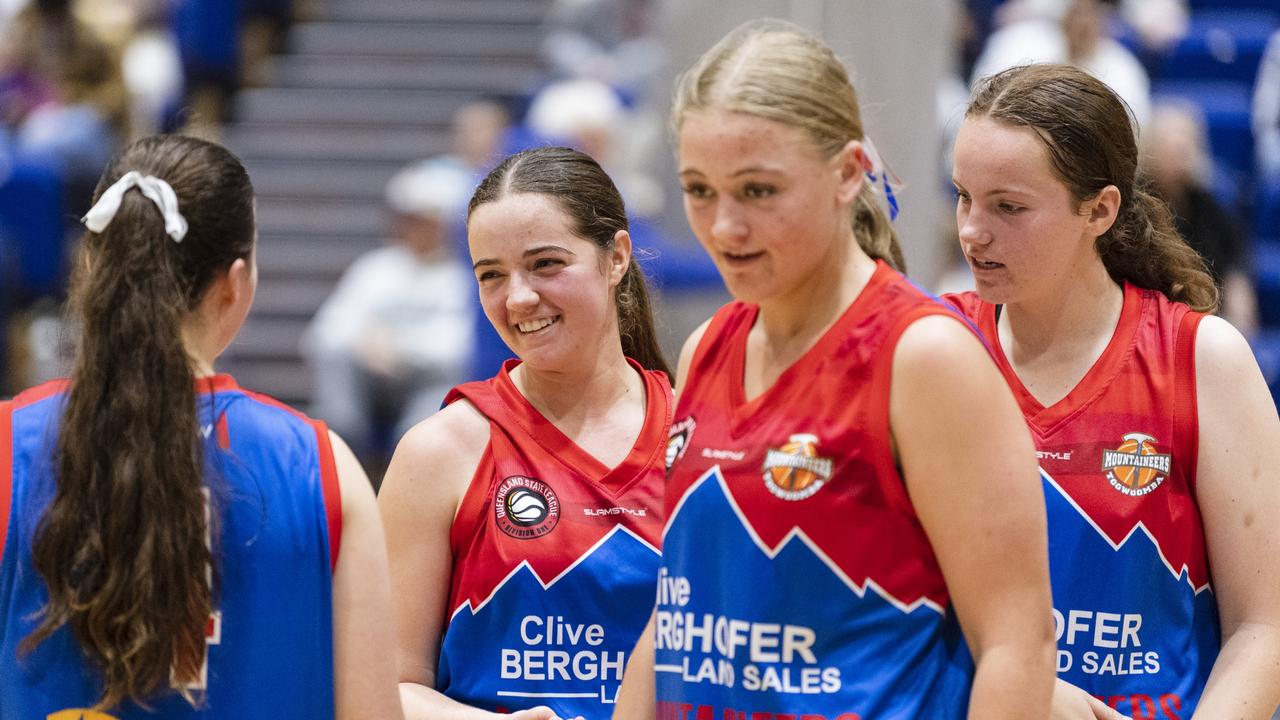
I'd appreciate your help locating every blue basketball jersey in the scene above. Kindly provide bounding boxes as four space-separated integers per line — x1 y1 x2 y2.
0 375 341 718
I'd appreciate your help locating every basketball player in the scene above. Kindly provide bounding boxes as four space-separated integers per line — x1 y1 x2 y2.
378 147 673 720
615 20 1055 720
0 136 402 718
947 64 1280 719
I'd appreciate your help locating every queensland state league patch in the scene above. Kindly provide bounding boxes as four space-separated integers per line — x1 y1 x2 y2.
762 433 834 500
495 475 560 539
666 416 696 473
1101 432 1171 496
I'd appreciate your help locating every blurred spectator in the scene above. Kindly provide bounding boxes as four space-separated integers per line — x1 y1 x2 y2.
972 0 1150 129
0 0 126 193
526 77 662 217
1144 102 1259 335
542 0 661 101
1255 30 1280 183
302 161 475 460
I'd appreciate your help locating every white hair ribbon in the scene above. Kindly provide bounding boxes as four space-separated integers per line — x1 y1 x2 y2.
82 171 189 242
861 136 902 221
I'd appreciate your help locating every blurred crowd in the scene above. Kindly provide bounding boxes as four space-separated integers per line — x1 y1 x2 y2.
2 0 1277 471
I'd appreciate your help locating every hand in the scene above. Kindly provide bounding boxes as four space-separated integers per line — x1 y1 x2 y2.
504 707 584 720
1051 679 1130 720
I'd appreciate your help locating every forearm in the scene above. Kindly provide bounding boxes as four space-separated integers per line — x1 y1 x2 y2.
613 614 656 720
401 682 499 720
1193 622 1280 719
967 641 1054 719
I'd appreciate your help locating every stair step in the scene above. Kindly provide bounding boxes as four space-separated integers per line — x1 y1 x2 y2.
228 316 308 360
250 277 337 316
216 357 313 409
245 159 404 201
269 54 542 93
321 0 550 25
226 124 452 162
290 22 543 58
257 234 384 279
234 87 481 125
256 197 385 237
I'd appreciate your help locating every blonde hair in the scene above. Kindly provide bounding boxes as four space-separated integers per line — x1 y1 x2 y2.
672 19 904 271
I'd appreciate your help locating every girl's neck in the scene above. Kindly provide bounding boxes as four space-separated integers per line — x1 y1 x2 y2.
512 342 641 423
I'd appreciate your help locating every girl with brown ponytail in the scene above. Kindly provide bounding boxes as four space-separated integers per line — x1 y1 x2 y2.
0 135 403 719
948 63 1280 719
379 146 672 720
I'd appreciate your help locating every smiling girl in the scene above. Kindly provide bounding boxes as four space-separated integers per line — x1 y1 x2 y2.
379 146 673 720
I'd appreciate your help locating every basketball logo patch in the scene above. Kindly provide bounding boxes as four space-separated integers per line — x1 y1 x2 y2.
762 433 834 500
1101 432 1171 496
495 475 560 539
666 416 696 473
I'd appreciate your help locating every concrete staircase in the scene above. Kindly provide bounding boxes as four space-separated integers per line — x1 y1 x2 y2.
220 0 550 408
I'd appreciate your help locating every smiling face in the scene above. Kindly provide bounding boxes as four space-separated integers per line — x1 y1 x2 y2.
468 192 628 369
952 117 1107 306
677 109 862 305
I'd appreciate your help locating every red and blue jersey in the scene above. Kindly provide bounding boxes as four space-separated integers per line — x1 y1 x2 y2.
947 283 1218 719
658 262 975 720
437 359 670 717
0 375 341 719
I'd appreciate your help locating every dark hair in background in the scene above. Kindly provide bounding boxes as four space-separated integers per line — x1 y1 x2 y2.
967 63 1218 312
21 135 255 710
467 146 673 380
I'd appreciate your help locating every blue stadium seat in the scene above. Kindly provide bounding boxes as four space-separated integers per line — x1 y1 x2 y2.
1153 80 1254 178
0 161 66 300
1188 0 1280 11
1158 10 1279 84
172 0 242 91
1249 329 1280 409
1256 239 1280 327
1258 180 1280 240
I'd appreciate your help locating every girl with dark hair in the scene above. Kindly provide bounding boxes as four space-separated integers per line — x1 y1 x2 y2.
617 19 1054 720
948 63 1280 719
379 146 672 720
0 135 403 719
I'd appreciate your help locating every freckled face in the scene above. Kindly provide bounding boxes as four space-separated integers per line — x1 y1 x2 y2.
952 117 1097 305
468 193 621 369
678 109 854 304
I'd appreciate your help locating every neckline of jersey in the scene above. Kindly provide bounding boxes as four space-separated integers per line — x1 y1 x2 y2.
984 281 1145 434
725 259 892 429
491 358 668 495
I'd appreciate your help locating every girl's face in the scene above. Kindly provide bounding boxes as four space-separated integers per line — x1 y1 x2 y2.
677 109 864 305
468 193 629 370
952 117 1107 305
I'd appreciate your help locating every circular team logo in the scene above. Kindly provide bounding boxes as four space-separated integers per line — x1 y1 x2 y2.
762 433 834 501
1101 432 1172 497
666 416 697 473
495 476 560 539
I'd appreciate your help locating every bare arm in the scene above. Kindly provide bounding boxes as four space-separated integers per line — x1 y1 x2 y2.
611 323 708 720
378 405 567 720
891 315 1055 719
330 430 406 720
612 611 657 720
1191 317 1280 719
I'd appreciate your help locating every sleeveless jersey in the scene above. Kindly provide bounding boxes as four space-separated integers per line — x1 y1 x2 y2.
0 375 341 719
437 358 671 718
658 261 975 720
947 283 1218 719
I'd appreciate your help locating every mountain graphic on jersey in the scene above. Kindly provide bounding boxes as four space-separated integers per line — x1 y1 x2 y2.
438 525 658 717
655 468 972 720
1042 470 1219 718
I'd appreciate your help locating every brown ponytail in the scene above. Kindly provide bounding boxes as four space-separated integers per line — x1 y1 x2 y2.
21 135 255 710
468 146 674 380
672 19 906 272
967 64 1218 312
